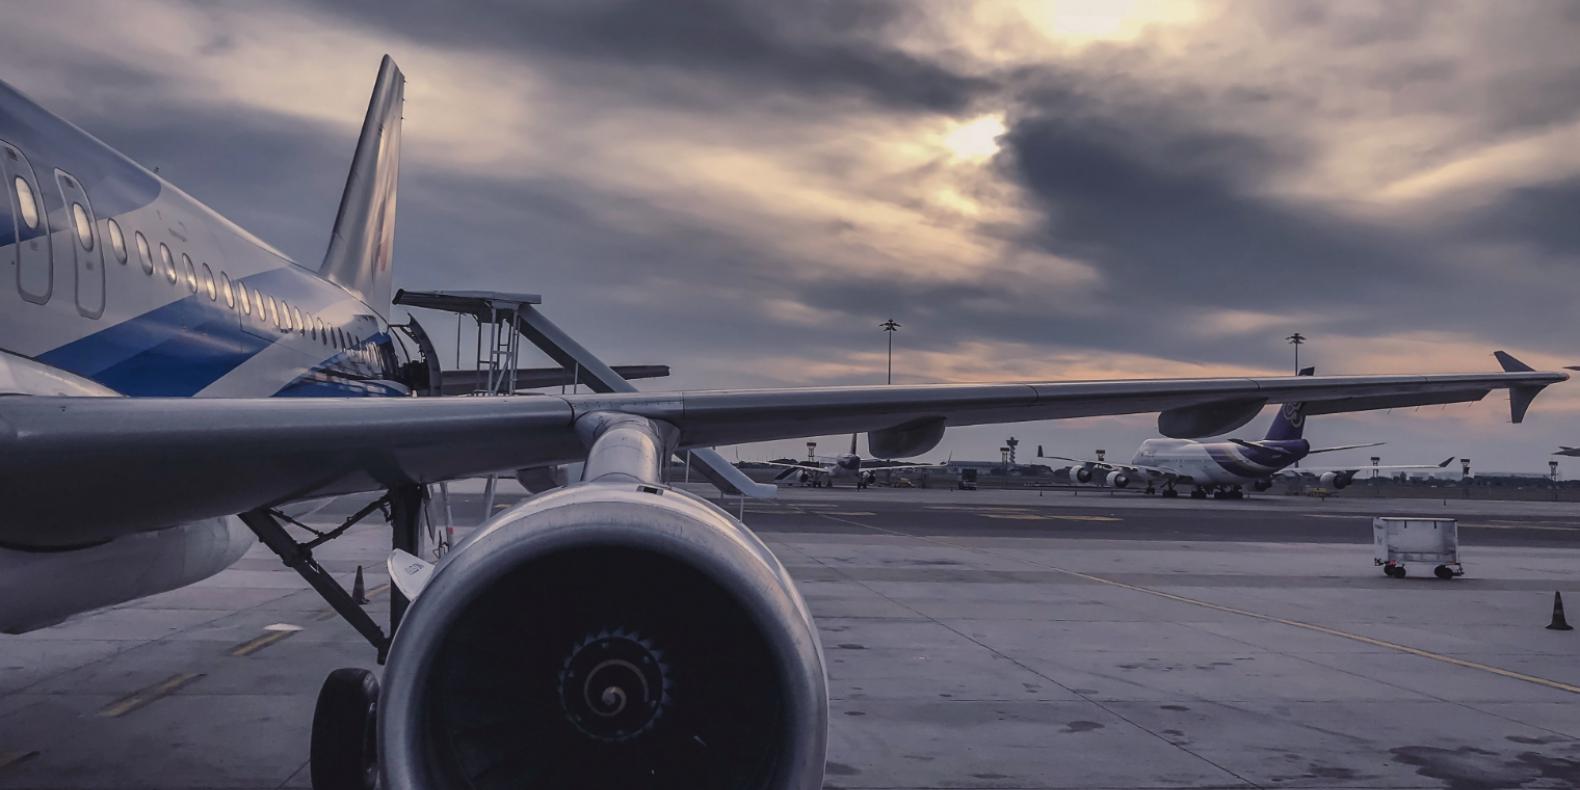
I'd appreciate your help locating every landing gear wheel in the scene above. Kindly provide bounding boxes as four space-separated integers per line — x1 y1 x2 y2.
1190 489 1207 499
1434 565 1455 580
1161 488 1179 498
311 668 379 790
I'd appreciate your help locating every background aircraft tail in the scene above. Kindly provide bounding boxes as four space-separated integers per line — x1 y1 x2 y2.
1264 366 1315 440
320 55 404 316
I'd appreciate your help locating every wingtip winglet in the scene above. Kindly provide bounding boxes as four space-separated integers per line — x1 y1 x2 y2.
1494 350 1534 373
1438 456 1454 468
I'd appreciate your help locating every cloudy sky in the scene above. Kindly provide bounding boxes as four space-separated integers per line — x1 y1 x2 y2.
4 0 1579 471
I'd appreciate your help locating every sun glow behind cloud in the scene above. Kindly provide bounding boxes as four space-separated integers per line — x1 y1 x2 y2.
943 114 1006 162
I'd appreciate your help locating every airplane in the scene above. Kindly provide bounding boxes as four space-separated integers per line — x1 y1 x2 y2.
0 55 1564 790
1038 368 1461 499
1554 446 1580 457
754 434 949 489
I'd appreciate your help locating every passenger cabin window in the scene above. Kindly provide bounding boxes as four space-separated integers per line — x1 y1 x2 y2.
135 232 152 275
292 307 304 334
181 254 197 292
12 177 38 229
280 301 294 331
220 272 234 308
253 290 265 320
159 243 176 283
201 263 216 301
235 280 249 314
70 203 93 250
106 219 126 263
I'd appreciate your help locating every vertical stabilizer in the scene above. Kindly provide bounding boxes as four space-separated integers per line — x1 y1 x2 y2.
321 55 404 315
1264 366 1315 440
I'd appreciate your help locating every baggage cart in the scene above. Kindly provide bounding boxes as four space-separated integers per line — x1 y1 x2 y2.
1373 517 1462 579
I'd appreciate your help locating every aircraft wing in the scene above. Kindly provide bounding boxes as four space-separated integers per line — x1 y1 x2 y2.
1305 441 1386 455
1277 456 1457 477
755 460 831 472
865 460 950 472
1040 455 1185 482
0 362 1562 546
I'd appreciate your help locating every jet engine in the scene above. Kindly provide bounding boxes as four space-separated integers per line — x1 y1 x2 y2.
1319 471 1354 490
1105 470 1130 489
859 471 876 487
378 483 828 790
1070 466 1094 484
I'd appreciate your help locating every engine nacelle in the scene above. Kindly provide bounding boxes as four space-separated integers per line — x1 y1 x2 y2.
1319 471 1353 490
379 483 828 790
0 517 253 633
1072 466 1094 484
1105 470 1130 489
859 471 876 485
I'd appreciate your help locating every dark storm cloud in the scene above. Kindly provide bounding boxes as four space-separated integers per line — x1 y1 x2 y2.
309 0 994 114
1458 179 1580 259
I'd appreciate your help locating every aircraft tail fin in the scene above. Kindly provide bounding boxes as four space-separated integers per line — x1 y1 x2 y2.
1264 366 1315 440
320 55 404 316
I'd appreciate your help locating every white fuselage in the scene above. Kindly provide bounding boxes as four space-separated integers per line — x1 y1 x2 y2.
1131 438 1292 485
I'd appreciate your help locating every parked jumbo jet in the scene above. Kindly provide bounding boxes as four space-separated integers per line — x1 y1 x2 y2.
754 434 948 489
0 57 1564 790
1040 367 1466 499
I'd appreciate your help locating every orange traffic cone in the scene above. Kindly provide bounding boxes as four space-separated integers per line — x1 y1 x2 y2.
1546 591 1572 631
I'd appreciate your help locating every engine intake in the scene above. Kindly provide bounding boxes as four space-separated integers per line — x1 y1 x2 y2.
378 484 827 790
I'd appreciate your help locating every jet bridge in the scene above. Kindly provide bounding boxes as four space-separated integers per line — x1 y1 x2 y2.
392 288 775 499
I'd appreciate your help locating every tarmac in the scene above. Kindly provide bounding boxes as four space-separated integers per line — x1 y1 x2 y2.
2 482 1579 789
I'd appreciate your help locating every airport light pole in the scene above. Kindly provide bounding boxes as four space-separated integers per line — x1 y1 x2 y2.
880 319 901 384
1285 332 1306 373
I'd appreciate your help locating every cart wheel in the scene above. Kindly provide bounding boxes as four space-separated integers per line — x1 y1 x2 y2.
1382 565 1395 577
1434 565 1455 580
1394 565 1407 578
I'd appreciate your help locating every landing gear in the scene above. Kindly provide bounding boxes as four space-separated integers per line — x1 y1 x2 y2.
1144 485 1156 495
310 668 379 790
1161 487 1179 498
1189 488 1208 499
